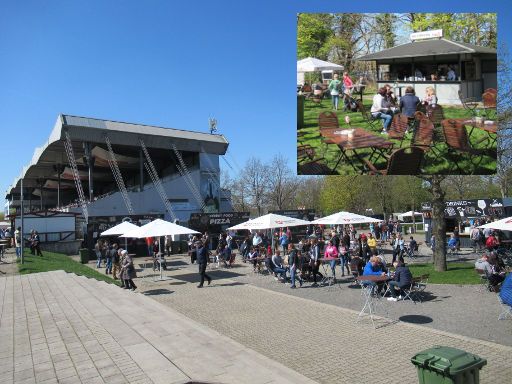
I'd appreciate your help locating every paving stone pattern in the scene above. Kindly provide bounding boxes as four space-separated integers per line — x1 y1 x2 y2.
136 257 512 384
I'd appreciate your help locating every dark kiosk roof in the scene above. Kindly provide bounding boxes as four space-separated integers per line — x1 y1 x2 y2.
356 38 496 61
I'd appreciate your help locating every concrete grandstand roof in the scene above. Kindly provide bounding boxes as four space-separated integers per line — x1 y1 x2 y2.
7 114 229 196
356 38 496 61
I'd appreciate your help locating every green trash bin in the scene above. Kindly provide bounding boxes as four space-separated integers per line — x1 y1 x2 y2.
411 346 487 384
79 248 89 264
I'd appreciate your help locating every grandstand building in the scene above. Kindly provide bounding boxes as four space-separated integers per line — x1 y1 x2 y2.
5 114 231 252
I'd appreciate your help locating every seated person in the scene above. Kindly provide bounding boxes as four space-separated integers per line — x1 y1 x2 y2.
399 86 420 118
362 256 387 292
370 87 393 134
248 246 260 272
271 249 288 281
499 272 512 308
350 255 365 277
387 261 412 301
475 254 505 289
422 86 437 107
447 234 457 253
218 244 231 268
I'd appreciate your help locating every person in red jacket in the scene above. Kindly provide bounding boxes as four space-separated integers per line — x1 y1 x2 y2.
486 232 499 251
146 237 154 256
343 72 354 96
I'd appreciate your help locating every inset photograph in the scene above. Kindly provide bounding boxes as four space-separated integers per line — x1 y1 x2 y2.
297 13 498 175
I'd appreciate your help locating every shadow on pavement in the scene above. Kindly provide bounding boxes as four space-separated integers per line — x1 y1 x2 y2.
399 314 433 324
143 289 174 296
171 270 244 283
168 281 187 285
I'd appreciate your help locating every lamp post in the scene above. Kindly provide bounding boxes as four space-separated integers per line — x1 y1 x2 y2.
20 172 24 265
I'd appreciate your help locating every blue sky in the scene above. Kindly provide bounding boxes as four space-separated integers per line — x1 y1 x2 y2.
0 0 509 203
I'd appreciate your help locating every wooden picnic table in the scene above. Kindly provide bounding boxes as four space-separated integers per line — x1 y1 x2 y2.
320 127 393 174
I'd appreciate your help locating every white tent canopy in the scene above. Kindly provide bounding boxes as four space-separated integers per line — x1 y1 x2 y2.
120 219 200 238
100 221 138 237
227 213 310 231
477 217 512 231
397 211 423 220
311 211 381 225
297 57 344 73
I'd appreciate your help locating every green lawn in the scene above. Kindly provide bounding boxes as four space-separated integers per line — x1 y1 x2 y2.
297 94 496 175
18 250 116 284
408 262 480 285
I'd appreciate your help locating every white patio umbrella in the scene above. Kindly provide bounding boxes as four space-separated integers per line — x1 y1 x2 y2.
227 213 310 231
477 217 512 231
120 219 200 239
297 57 344 73
311 211 381 225
100 221 138 237
227 213 310 250
397 211 422 220
100 221 139 250
120 219 200 281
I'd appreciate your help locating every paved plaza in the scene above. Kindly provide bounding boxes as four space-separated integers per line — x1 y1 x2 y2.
1 250 512 383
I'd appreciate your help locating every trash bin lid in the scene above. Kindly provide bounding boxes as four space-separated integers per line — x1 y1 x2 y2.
411 346 487 375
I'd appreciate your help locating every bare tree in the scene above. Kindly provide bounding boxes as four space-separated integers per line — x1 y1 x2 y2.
266 154 298 210
241 158 269 215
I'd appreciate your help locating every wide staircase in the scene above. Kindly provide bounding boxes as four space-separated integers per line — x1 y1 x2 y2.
0 271 316 384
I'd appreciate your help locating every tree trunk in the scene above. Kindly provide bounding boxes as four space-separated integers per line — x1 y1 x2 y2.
431 176 447 272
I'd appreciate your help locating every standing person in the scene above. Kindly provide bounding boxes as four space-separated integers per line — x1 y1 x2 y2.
371 87 393 134
328 73 343 110
14 227 21 259
470 226 481 252
309 237 323 287
339 233 351 277
202 232 210 251
367 233 377 255
342 72 353 96
453 226 460 251
165 235 172 257
288 243 303 288
324 239 339 280
120 250 137 291
105 244 114 275
196 240 212 288
447 66 457 81
279 231 289 256
112 245 121 280
32 231 43 257
146 237 154 257
95 239 104 267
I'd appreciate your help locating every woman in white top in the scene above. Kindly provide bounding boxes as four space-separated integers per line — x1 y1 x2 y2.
370 87 393 134
422 86 437 107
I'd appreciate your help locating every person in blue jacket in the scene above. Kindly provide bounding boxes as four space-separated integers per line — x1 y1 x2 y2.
362 256 387 293
500 273 512 307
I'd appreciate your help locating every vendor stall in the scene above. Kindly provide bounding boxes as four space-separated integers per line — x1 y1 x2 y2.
356 30 497 105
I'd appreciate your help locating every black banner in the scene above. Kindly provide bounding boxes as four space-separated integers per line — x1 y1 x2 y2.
421 199 504 218
188 212 250 231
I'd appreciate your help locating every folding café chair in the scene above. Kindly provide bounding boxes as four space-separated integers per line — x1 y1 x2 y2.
458 90 479 118
401 277 422 303
387 114 409 148
363 146 424 175
482 91 497 120
475 268 491 293
356 100 380 131
441 119 496 174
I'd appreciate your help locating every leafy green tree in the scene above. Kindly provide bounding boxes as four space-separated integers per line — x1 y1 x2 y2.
297 13 334 60
319 176 368 215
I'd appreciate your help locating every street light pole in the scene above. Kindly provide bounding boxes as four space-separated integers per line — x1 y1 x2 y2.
20 173 24 265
